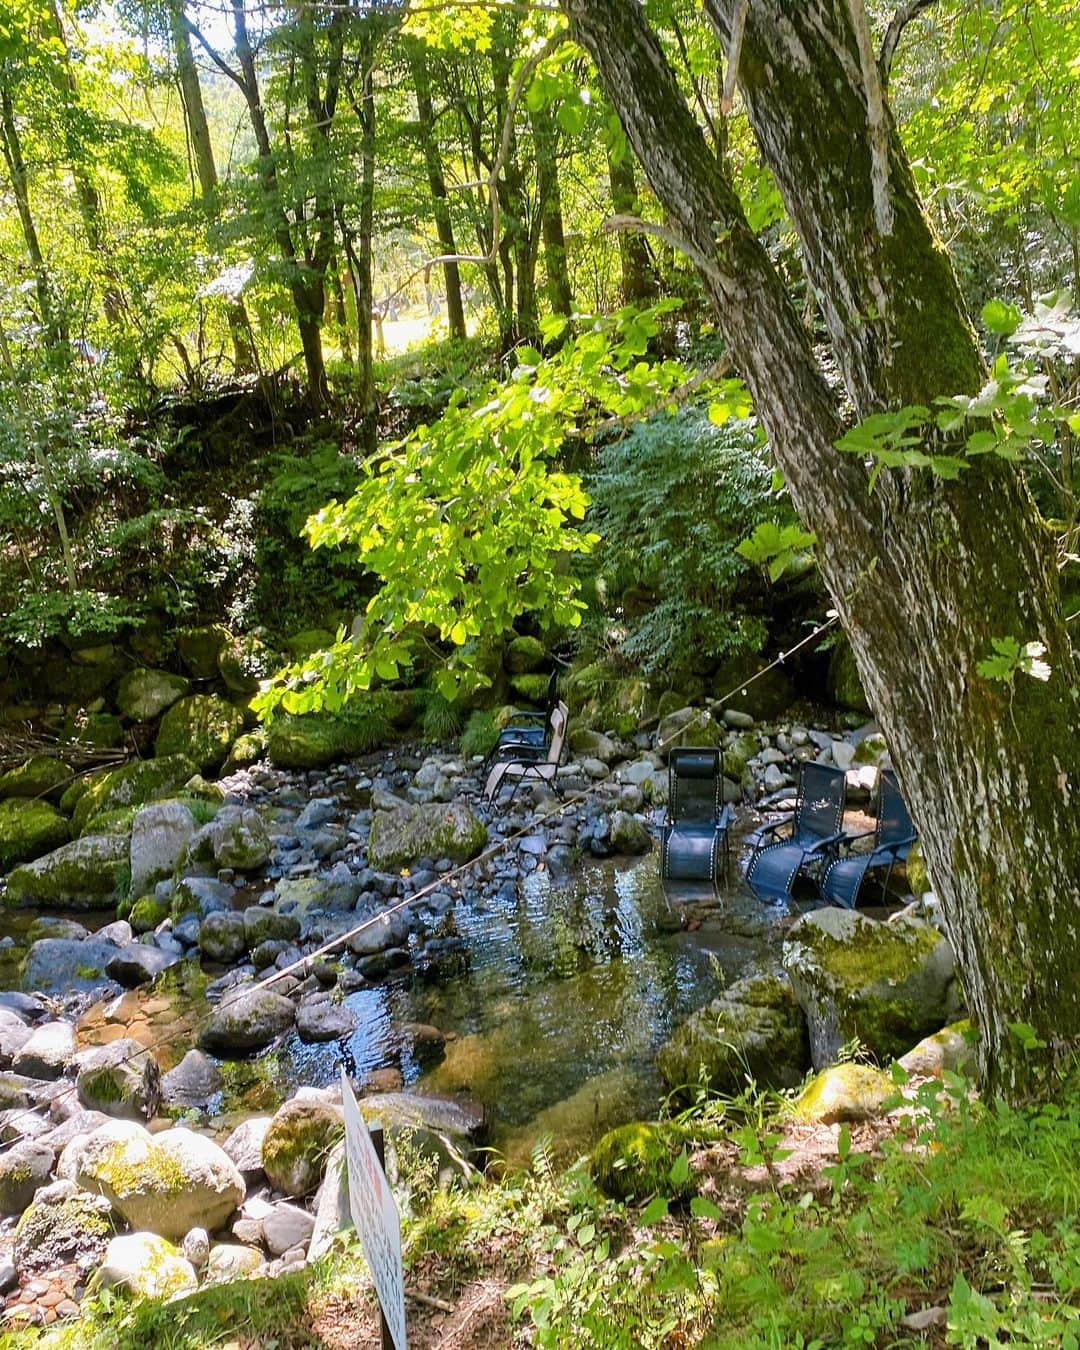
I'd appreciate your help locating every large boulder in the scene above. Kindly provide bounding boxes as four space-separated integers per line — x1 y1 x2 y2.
0 798 71 871
13 1020 77 1080
176 624 230 680
95 1232 197 1300
115 668 190 722
827 640 871 714
72 756 197 834
5 834 130 910
199 985 295 1054
243 906 300 949
713 652 796 720
70 1122 245 1241
504 635 546 674
198 912 247 964
0 755 71 802
782 908 960 1068
266 711 377 770
106 945 180 988
24 937 122 992
589 1120 696 1201
0 1140 55 1214
160 1050 223 1110
217 632 276 695
657 968 810 1099
655 707 723 759
795 1063 896 1124
156 696 244 773
13 1179 114 1276
181 806 270 874
608 811 651 856
368 800 487 870
261 1098 344 1198
75 1038 161 1120
128 800 197 896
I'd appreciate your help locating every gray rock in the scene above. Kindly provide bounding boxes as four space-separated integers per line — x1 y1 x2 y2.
116 668 191 722
782 908 960 1067
105 944 180 988
367 800 487 870
0 1139 55 1213
13 1179 114 1276
161 1049 224 1109
296 799 337 830
296 999 357 1043
182 1226 210 1270
608 811 652 856
348 911 409 957
172 875 234 921
261 1201 315 1256
5 834 131 910
199 911 248 964
262 1099 344 1197
199 985 296 1054
307 1141 349 1261
222 1116 271 1176
721 708 755 729
13 1021 76 1080
75 1038 161 1120
831 740 856 771
184 807 271 874
96 1232 197 1299
243 906 301 949
129 800 197 896
23 937 121 994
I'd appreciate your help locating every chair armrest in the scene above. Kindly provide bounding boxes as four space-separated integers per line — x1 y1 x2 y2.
749 814 794 842
833 828 875 854
716 803 735 830
880 833 918 858
805 831 848 856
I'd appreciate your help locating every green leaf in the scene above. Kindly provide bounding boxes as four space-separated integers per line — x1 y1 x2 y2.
668 1148 690 1187
640 1196 669 1225
690 1196 723 1221
981 299 1023 337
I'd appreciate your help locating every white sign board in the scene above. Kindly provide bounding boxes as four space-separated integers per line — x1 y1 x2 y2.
341 1069 408 1350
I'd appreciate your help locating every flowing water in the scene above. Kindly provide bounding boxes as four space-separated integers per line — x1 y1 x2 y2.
3 858 788 1165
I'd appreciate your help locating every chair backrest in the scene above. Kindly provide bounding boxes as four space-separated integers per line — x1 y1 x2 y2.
876 768 914 845
545 701 569 764
542 667 560 717
668 748 722 824
795 761 847 840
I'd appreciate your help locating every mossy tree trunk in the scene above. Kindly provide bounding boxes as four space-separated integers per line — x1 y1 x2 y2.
563 0 1080 1099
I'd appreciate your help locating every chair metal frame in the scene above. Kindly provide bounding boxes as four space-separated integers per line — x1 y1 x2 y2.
744 761 848 900
660 747 733 886
820 768 917 908
482 700 569 805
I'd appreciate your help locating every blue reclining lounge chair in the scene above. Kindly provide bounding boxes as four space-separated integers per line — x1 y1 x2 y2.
483 700 569 805
745 761 847 901
660 748 733 885
485 667 559 762
821 768 917 909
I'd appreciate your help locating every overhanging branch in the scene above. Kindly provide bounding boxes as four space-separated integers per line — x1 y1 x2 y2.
880 0 938 86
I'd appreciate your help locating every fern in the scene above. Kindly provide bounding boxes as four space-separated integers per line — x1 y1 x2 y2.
421 691 463 742
460 710 500 759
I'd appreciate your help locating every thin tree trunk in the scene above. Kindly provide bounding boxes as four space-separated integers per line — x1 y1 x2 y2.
530 103 573 319
606 146 657 303
406 41 466 340
0 84 67 352
168 0 254 372
564 0 1080 1100
353 27 376 443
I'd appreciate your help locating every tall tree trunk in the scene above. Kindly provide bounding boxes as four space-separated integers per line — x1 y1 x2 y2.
406 40 466 340
0 83 67 353
353 27 376 446
564 0 1080 1099
168 0 254 372
231 0 327 405
530 103 573 319
606 145 658 303
44 0 124 326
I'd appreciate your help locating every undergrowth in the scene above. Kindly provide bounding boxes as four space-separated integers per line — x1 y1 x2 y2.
9 1070 1080 1349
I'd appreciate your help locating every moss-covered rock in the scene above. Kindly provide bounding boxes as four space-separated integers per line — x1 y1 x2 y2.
0 754 71 802
76 1038 161 1120
59 768 109 817
5 833 130 910
368 800 487 870
459 711 499 760
656 707 723 758
116 668 191 722
81 805 139 839
129 800 197 896
723 733 759 785
0 1140 55 1215
179 806 270 875
59 712 124 748
198 984 295 1053
223 731 267 772
217 632 277 695
155 695 244 773
590 1120 696 1201
70 1121 245 1241
13 1181 114 1275
266 701 393 769
794 1063 895 1124
782 908 960 1068
0 798 71 871
176 624 230 679
713 652 795 720
898 1020 978 1079
261 1099 344 1197
508 672 551 703
504 635 546 674
827 641 871 714
129 894 171 933
285 628 335 660
608 810 652 856
95 1232 197 1300
657 969 810 1099
72 755 196 834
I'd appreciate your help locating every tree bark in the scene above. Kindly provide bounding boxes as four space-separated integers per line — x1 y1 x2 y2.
406 40 467 340
563 0 1080 1099
606 145 657 304
352 26 376 443
169 0 255 373
0 82 67 353
530 102 573 319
